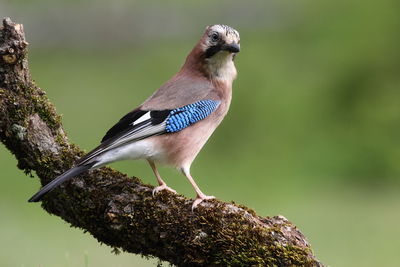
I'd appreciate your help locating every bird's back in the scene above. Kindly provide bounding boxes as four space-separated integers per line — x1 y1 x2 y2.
141 72 216 110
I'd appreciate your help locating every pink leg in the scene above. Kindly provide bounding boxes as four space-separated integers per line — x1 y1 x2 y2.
148 160 177 196
182 167 215 211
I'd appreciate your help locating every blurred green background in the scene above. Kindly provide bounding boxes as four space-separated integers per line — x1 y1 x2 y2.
1 0 400 266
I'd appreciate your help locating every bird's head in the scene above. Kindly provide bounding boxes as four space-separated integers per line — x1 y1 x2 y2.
202 24 240 59
183 24 240 83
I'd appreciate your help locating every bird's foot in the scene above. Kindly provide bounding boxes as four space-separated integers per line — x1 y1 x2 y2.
192 194 215 211
152 184 177 197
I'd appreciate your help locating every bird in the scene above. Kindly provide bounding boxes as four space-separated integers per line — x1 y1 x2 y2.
28 24 240 210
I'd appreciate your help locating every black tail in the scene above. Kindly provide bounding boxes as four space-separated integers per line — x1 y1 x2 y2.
28 164 93 202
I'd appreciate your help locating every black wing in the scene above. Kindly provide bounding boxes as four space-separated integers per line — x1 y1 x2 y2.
78 109 171 165
101 108 147 143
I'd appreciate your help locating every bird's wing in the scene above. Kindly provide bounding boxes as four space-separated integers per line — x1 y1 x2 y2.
78 100 220 165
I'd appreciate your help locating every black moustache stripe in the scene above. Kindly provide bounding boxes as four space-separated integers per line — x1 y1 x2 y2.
205 44 222 58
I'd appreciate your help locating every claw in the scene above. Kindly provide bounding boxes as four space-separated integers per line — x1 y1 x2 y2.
191 194 215 211
152 184 177 197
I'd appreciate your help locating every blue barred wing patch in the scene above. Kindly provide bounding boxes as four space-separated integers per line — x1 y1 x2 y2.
166 100 220 133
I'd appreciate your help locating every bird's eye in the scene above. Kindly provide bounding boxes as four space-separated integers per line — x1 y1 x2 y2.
210 32 220 42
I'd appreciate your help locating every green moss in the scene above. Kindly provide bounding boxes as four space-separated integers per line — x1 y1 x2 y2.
87 190 318 266
21 81 63 131
10 123 26 140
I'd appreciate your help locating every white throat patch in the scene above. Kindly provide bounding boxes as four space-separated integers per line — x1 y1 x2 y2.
206 51 237 82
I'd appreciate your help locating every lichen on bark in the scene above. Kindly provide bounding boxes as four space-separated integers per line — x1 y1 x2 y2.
0 17 324 266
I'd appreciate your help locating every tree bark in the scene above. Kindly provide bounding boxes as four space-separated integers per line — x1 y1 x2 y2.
0 18 324 267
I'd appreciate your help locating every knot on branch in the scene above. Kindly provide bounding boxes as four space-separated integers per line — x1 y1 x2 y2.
0 18 28 64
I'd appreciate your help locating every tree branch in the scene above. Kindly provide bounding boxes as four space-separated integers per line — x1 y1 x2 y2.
0 18 324 266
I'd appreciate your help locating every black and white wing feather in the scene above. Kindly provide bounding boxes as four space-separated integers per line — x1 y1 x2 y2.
78 109 171 165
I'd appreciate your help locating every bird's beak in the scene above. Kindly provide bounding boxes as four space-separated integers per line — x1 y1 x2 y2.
221 42 240 53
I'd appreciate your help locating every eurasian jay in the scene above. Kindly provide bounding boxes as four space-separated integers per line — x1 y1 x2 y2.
29 24 240 210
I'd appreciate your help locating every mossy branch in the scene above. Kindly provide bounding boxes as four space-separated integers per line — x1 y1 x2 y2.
0 18 324 267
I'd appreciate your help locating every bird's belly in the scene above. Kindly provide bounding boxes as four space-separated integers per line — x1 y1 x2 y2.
95 139 166 165
152 115 222 169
